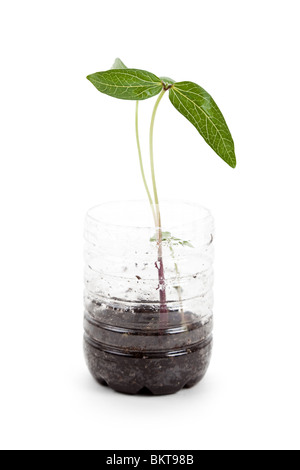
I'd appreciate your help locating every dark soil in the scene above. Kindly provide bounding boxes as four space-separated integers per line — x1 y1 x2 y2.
84 300 213 395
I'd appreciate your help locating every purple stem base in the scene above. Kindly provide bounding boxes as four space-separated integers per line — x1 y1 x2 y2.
155 255 168 325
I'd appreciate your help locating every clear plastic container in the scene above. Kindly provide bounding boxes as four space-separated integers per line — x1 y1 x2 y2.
84 201 214 395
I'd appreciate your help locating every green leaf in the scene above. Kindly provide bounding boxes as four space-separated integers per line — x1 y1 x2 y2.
182 240 194 248
111 58 127 70
169 81 236 168
162 231 172 241
87 69 163 101
150 231 171 243
150 232 193 248
171 237 194 248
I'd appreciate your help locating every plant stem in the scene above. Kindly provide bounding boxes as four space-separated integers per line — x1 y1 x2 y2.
149 90 168 320
150 90 166 218
135 101 157 225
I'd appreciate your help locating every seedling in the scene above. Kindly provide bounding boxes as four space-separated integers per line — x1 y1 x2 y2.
87 59 236 317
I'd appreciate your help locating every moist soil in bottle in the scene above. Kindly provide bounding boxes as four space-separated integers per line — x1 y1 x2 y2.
84 300 212 395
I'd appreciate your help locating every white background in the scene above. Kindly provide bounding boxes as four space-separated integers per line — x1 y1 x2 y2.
0 0 299 451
